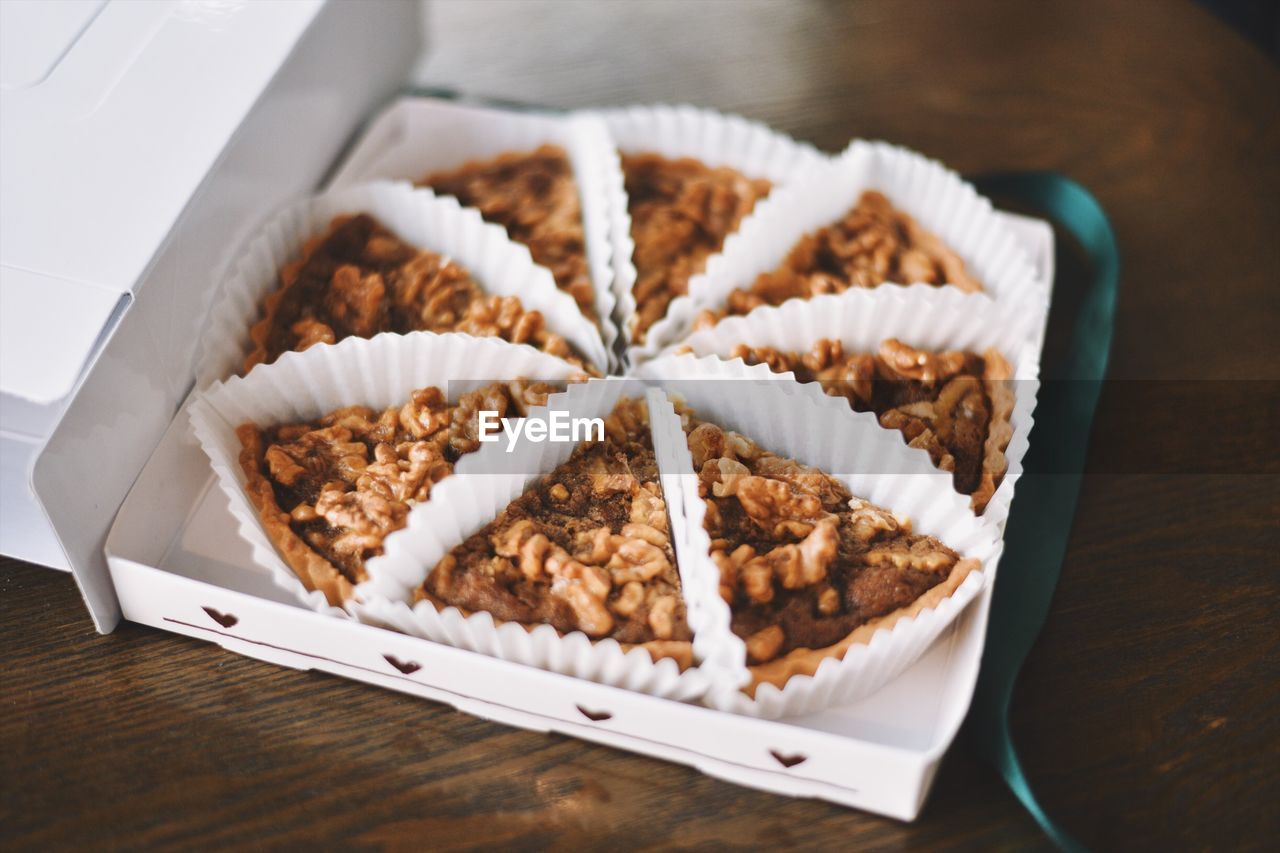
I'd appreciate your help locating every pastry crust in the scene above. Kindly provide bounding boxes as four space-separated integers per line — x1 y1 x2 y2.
244 233 327 375
237 424 356 607
744 556 979 694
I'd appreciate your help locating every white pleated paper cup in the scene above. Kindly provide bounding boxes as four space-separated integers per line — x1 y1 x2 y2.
325 97 622 361
639 139 1047 361
661 288 1041 532
644 387 746 684
351 378 713 701
592 104 826 364
638 353 1003 719
187 332 586 616
195 180 609 387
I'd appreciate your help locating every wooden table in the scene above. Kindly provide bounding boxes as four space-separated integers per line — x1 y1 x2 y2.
4 1 1277 848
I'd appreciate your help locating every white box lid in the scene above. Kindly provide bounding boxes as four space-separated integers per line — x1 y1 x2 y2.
0 0 323 404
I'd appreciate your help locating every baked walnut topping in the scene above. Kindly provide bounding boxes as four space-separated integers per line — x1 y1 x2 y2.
420 146 596 325
237 379 560 605
622 154 772 342
419 398 693 667
245 213 588 374
694 190 982 327
685 417 969 668
729 337 1014 513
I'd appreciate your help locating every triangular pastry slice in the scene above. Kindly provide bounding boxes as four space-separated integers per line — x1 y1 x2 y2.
622 154 772 342
420 145 597 326
418 398 693 668
683 415 979 692
729 337 1014 513
696 190 982 327
246 213 587 374
237 380 559 605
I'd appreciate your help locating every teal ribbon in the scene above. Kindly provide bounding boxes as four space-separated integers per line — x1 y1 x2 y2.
964 173 1120 851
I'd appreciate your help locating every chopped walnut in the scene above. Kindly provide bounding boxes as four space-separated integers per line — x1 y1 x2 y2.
289 503 319 523
573 526 615 565
611 581 645 617
688 422 759 470
290 318 336 352
648 595 678 640
746 625 785 664
314 489 408 560
587 450 638 495
688 421 728 468
621 522 668 549
604 392 648 443
878 338 967 385
449 383 515 453
712 544 755 604
553 574 615 637
846 497 905 543
863 537 955 573
733 516 839 603
399 387 451 440
359 441 450 503
816 585 841 616
607 538 672 584
493 519 553 580
264 426 368 489
506 379 562 416
721 475 829 538
740 555 775 604
326 264 386 337
702 457 750 496
457 295 573 362
749 455 848 511
629 482 669 533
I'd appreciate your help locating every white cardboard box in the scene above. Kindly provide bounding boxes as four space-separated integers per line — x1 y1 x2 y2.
0 0 420 592
2 0 1056 820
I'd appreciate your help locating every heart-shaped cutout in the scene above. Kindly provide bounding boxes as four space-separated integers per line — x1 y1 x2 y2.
383 654 421 675
576 705 613 722
202 607 238 629
769 750 807 768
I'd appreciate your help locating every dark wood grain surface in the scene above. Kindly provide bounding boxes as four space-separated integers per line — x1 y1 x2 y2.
3 1 1278 849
